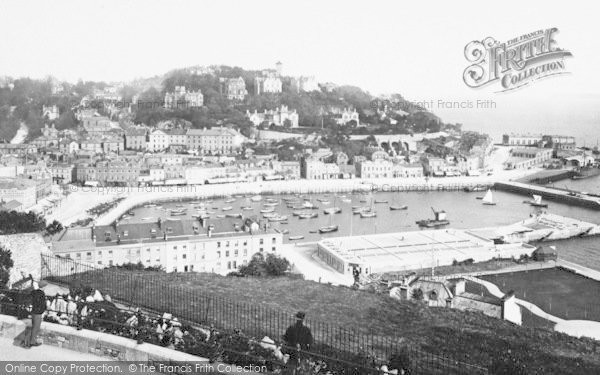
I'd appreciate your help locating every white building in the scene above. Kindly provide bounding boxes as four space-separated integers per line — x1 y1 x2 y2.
246 106 299 127
148 129 169 152
164 86 204 109
291 76 319 93
42 105 60 121
51 218 283 275
301 159 340 179
335 108 360 126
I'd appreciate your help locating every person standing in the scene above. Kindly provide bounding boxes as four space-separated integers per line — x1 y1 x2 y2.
283 311 313 373
22 280 47 348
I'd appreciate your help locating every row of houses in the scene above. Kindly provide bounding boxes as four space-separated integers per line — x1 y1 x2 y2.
50 217 283 275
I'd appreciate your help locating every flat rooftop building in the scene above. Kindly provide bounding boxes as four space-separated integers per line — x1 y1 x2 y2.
317 229 535 275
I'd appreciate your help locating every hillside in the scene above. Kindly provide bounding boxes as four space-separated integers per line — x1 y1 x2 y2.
0 65 450 141
53 268 600 375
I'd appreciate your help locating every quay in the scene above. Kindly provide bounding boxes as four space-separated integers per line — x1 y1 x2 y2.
494 181 600 210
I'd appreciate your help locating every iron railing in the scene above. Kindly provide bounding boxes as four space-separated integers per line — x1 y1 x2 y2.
39 254 488 375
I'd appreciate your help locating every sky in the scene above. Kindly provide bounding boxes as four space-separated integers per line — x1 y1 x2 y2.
0 0 598 143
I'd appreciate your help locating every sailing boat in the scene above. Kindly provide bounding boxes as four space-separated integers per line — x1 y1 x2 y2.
319 197 339 233
482 189 496 205
529 194 548 208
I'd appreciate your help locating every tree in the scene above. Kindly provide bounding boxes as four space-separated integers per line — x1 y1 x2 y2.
45 220 64 235
0 246 14 287
238 252 290 277
264 253 290 276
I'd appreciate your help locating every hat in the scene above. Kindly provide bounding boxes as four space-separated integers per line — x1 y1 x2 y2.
295 311 306 320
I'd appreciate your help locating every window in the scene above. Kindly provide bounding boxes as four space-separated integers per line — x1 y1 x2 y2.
182 254 187 259
86 252 92 256
272 238 276 244
243 249 247 256
184 266 188 272
217 251 221 258
226 241 230 247
260 239 264 245
98 251 102 255
243 241 247 246
227 261 231 270
234 250 238 257
260 248 263 252
225 251 229 257
217 242 221 248
109 260 113 266
272 247 276 252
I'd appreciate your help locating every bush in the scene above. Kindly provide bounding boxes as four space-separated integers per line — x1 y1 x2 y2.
238 252 290 277
0 246 14 287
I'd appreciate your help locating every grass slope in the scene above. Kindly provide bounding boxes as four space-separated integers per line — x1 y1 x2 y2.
56 270 600 374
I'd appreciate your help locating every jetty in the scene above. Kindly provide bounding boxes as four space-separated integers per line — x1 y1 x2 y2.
495 181 600 210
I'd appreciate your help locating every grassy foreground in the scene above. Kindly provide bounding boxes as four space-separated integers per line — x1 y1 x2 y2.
55 269 600 374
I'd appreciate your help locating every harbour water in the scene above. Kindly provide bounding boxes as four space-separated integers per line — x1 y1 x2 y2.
125 188 600 243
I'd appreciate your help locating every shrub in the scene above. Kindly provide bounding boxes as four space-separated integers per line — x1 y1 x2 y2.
238 252 290 277
0 246 14 287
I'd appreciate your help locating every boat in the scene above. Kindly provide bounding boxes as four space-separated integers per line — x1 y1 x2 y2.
416 207 449 228
263 212 278 218
317 198 329 203
482 189 496 206
206 210 216 214
360 211 377 218
341 198 352 203
266 198 278 203
144 204 157 208
170 210 187 216
269 215 288 222
299 212 318 219
222 206 233 211
250 196 262 202
390 205 408 210
260 208 275 213
225 198 236 204
289 235 305 241
216 214 226 218
319 225 339 234
309 230 318 234
263 202 279 207
175 204 184 208
241 206 254 211
303 202 317 209
463 186 486 192
529 194 548 208
324 207 342 214
225 213 243 218
374 199 388 204
352 206 369 214
141 216 154 221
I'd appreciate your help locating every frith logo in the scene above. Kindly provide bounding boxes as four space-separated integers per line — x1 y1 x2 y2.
463 28 573 92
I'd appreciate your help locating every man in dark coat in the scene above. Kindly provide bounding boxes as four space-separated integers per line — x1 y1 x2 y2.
22 279 47 348
283 311 313 372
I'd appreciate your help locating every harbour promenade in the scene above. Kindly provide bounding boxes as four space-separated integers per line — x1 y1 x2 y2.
495 181 600 210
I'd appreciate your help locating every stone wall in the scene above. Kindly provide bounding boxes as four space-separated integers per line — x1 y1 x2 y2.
0 314 263 374
0 233 50 287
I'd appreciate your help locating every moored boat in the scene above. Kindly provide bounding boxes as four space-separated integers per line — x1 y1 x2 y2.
360 210 377 218
222 206 233 211
324 207 342 214
289 235 305 241
416 207 449 228
319 225 339 233
389 205 408 210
